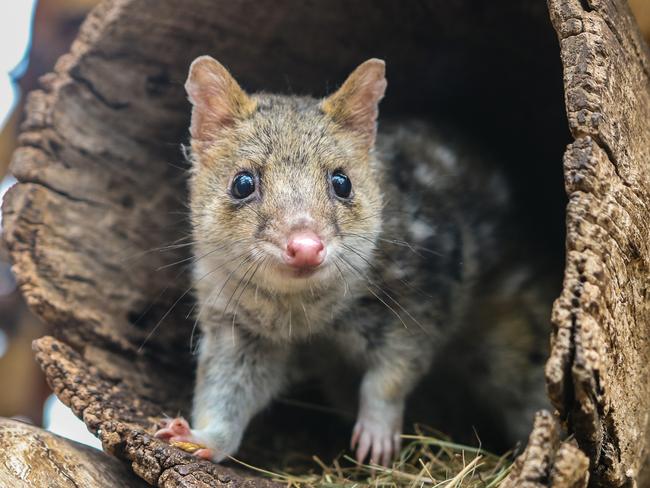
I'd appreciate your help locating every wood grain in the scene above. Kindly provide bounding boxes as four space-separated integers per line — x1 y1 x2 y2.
0 417 149 487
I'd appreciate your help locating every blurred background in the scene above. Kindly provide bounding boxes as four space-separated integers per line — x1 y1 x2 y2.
0 0 648 450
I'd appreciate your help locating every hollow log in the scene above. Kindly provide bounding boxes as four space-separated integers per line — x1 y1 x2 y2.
1 0 649 486
545 0 650 486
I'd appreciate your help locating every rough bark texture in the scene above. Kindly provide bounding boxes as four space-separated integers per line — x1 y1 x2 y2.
0 417 149 487
32 335 282 488
501 411 589 488
1 0 648 486
544 0 650 486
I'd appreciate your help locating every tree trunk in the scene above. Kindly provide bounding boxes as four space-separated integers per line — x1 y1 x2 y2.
2 0 649 486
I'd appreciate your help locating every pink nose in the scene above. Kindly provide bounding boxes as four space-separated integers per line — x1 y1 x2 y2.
284 231 325 268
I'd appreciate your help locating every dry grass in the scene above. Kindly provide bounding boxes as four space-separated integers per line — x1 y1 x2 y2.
230 426 514 488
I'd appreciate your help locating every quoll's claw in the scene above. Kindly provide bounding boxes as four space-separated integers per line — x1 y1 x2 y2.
351 420 401 467
155 417 212 459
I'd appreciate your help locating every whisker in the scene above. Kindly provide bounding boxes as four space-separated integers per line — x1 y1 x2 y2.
300 300 313 337
184 247 252 319
137 249 249 352
339 231 442 257
118 234 195 263
190 252 256 352
222 249 264 318
156 237 252 271
331 259 350 297
231 256 267 335
336 255 409 331
338 241 431 299
337 253 430 335
288 306 292 339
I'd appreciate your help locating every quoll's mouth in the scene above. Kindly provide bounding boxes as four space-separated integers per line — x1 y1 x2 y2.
277 264 322 279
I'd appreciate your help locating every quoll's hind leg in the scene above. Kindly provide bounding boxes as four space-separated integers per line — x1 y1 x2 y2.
471 302 551 445
155 417 213 460
442 263 555 449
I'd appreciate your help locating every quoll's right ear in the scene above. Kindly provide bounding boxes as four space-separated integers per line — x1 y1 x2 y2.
185 56 257 141
321 58 387 148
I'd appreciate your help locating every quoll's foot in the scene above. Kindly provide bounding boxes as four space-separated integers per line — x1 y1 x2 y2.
154 417 214 460
351 418 401 467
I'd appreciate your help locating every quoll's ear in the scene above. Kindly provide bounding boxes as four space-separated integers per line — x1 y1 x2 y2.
321 58 387 147
185 56 257 141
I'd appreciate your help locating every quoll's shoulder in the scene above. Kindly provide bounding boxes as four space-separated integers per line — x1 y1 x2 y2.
367 119 515 311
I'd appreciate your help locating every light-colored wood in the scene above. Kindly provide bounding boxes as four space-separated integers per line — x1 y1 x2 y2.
0 417 149 487
501 411 589 488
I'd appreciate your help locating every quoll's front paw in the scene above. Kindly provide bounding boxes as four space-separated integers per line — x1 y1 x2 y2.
351 418 401 467
155 417 214 461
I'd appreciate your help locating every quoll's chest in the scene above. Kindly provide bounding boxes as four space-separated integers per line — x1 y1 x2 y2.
226 281 364 341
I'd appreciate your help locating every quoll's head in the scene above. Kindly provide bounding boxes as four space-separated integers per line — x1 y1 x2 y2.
187 56 386 294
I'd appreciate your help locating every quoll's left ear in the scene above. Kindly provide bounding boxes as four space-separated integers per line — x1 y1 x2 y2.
321 58 387 148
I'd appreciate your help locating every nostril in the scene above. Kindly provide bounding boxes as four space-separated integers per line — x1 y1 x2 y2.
286 241 299 257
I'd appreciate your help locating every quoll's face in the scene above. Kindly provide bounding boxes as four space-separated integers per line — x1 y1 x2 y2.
191 95 383 294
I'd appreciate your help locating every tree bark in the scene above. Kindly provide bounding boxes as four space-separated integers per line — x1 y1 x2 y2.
505 1 650 486
545 0 650 486
31 336 282 487
501 411 589 488
0 417 149 487
1 0 649 486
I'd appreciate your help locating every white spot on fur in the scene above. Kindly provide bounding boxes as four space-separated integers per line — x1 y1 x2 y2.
413 163 436 185
409 219 435 242
433 145 457 170
387 262 407 281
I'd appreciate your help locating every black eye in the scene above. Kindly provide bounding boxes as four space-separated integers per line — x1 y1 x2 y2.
231 172 256 199
331 171 352 199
